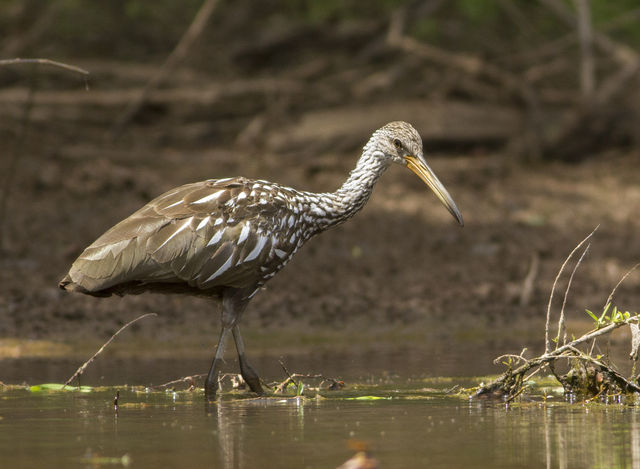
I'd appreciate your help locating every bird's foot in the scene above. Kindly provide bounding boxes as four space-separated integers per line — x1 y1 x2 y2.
204 379 218 401
243 375 264 396
239 358 264 396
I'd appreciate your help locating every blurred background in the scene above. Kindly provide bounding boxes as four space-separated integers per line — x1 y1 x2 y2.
1 0 639 371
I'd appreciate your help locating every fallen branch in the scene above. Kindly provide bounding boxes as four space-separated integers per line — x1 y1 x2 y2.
273 373 345 394
478 315 640 399
479 233 640 401
273 362 344 394
64 313 157 387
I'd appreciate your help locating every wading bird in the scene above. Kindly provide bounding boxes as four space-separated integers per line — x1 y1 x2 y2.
60 121 463 399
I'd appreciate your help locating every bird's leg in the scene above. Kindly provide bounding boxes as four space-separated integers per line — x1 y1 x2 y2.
205 326 230 400
232 325 264 396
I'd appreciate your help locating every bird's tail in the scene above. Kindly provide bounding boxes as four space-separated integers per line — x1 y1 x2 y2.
59 275 110 297
59 275 83 293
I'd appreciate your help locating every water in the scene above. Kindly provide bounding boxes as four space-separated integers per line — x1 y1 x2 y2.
2 386 640 468
2 341 640 468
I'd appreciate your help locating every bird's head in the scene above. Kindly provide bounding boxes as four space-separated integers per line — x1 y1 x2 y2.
371 121 464 226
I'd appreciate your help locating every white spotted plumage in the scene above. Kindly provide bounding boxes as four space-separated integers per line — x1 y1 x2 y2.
60 121 464 400
61 121 460 301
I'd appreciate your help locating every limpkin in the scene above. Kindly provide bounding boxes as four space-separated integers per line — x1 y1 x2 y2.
59 121 463 399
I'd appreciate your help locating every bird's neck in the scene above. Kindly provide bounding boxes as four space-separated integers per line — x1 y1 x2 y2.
311 145 390 230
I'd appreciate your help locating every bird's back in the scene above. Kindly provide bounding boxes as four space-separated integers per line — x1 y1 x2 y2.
60 177 311 297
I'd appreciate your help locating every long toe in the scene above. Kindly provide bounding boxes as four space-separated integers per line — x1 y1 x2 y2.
239 359 264 395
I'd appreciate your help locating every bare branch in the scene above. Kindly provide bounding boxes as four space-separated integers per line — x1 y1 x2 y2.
278 359 298 389
544 227 598 353
0 58 89 76
64 313 157 387
556 243 590 348
154 374 205 390
604 263 640 310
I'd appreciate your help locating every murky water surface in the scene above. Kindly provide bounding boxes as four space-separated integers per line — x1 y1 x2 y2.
2 345 640 468
2 385 640 468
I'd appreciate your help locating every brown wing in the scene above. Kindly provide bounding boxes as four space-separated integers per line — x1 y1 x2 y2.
61 177 305 295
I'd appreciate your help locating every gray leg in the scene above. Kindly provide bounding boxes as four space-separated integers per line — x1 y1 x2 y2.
232 325 264 395
205 327 230 400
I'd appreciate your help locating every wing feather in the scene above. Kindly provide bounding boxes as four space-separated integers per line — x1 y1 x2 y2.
65 176 304 294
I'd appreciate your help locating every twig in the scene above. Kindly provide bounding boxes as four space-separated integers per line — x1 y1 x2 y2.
493 354 529 366
64 313 157 387
0 58 89 76
153 373 206 390
544 227 598 353
588 262 640 356
111 0 220 137
556 243 590 348
277 359 298 390
604 263 640 311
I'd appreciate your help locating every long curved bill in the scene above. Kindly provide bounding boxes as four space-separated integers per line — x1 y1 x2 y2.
405 155 464 226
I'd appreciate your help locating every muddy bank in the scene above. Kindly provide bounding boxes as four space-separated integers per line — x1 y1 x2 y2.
1 107 639 351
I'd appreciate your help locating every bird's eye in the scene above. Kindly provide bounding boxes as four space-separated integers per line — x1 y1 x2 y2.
393 139 402 149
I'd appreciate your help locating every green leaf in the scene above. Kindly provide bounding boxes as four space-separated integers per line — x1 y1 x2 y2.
586 309 599 322
29 383 93 393
599 304 611 323
345 396 391 400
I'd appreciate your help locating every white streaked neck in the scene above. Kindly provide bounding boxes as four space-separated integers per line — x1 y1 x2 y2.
316 144 390 229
